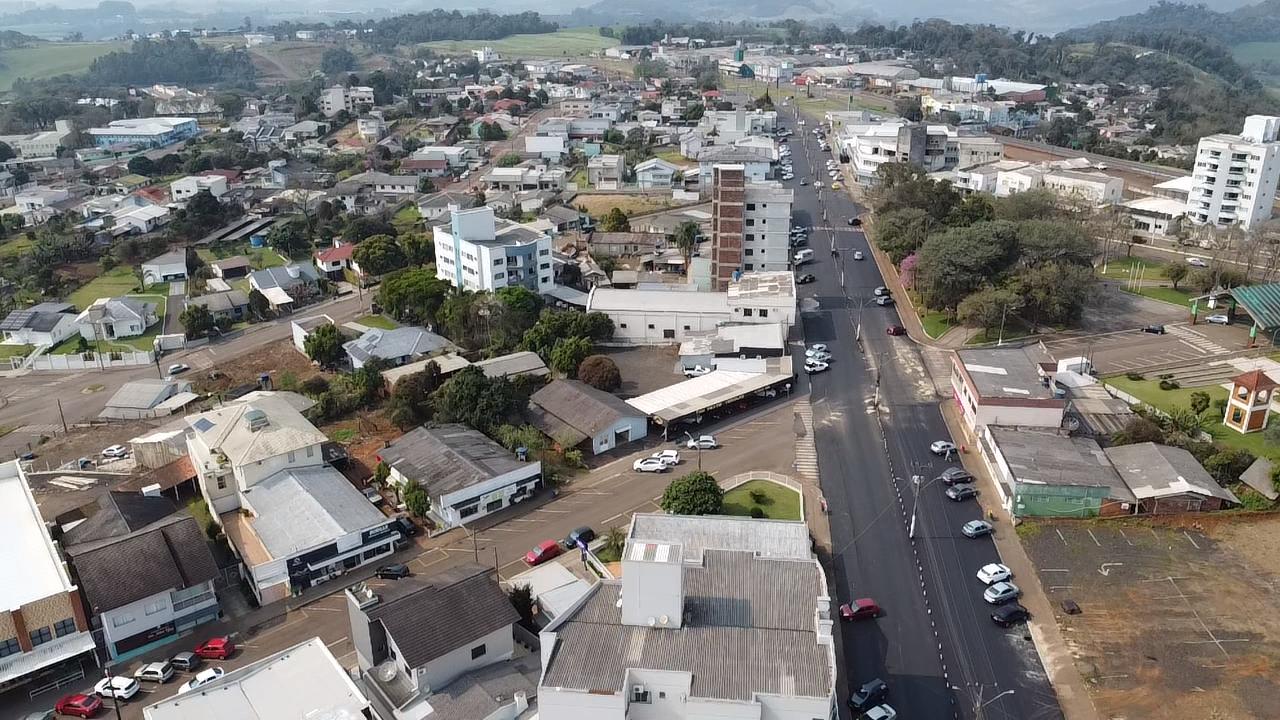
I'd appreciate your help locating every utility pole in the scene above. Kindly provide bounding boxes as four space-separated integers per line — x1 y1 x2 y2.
56 398 67 434
907 474 921 539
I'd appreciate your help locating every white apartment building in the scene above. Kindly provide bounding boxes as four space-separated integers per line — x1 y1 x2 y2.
319 85 375 117
170 174 228 202
697 109 778 143
1186 115 1280 230
839 121 1002 185
0 120 73 159
742 182 794 273
538 513 836 720
433 206 554 294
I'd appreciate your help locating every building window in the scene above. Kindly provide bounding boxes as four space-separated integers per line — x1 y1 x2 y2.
619 323 627 329
1231 408 1244 423
287 451 296 463
648 324 655 329
632 687 651 703
305 445 314 458
746 203 755 210
494 259 504 267
539 249 549 256
744 248 754 256
745 263 754 270
759 309 768 318
540 263 550 270
53 618 76 638
145 601 166 616
28 627 51 647
663 329 676 339
216 476 227 490
112 614 135 628
494 273 505 279
742 309 753 317
541 276 550 284
683 325 691 331
0 637 19 657
470 644 486 659
458 504 479 518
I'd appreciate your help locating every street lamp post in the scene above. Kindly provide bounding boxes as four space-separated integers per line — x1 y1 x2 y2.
952 683 1015 720
907 474 922 539
684 432 702 470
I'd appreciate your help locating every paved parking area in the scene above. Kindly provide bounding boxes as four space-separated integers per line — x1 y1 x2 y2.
1022 520 1280 719
1041 321 1253 374
599 345 683 396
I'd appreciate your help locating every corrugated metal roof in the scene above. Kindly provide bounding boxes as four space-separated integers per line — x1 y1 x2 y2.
1232 282 1280 331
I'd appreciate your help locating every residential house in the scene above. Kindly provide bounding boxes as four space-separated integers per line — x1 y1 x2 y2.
183 394 401 603
282 120 329 144
248 264 321 311
1124 196 1187 239
528 380 648 455
482 165 567 193
538 205 586 233
633 157 681 189
587 231 666 257
320 85 375 117
411 146 473 170
343 327 455 369
357 115 387 142
0 302 79 348
587 154 625 189
694 146 772 189
209 256 252 280
77 297 158 341
141 249 188 285
1105 443 1239 514
184 290 249 322
433 206 554 293
378 424 542 530
331 171 418 214
99 378 196 420
0 460 97 692
525 134 567 161
417 191 477 222
170 175 229 202
400 158 449 177
314 241 358 281
62 492 219 661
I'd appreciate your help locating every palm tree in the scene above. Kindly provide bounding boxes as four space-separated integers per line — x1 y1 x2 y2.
674 221 699 268
1167 406 1209 439
602 526 626 560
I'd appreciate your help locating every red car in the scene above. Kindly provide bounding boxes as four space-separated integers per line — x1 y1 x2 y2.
524 539 563 566
54 693 103 718
886 325 907 336
194 636 236 660
840 598 882 621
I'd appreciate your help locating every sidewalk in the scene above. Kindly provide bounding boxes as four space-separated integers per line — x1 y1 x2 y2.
937 399 1101 720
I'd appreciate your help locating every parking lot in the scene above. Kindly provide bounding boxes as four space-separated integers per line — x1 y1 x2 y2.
1022 518 1280 719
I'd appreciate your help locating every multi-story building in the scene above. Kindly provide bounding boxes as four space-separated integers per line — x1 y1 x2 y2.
838 121 1001 185
1186 115 1280 230
433 206 554 293
709 165 793 290
170 174 228 202
85 117 198 149
0 460 96 694
319 85 375 117
538 513 837 719
0 120 73 159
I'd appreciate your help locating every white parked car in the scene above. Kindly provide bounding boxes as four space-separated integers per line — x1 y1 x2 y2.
633 457 669 473
864 705 897 720
133 661 175 683
808 343 828 353
807 351 832 363
684 365 713 377
94 676 140 701
167 363 189 375
977 563 1012 585
101 444 129 459
686 434 718 450
651 449 681 466
1205 314 1230 325
1186 257 1209 267
930 440 957 455
853 251 864 261
178 667 225 695
805 360 830 374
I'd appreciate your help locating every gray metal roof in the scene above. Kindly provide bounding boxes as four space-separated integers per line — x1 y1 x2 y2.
989 428 1135 501
378 424 533 498
186 290 249 314
628 512 812 563
241 466 389 559
105 379 182 410
528 380 641 441
144 248 187 267
473 351 549 379
542 550 831 701
1104 443 1239 504
249 264 318 290
955 346 1057 400
342 326 451 364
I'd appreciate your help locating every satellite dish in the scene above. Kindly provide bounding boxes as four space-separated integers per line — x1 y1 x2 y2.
659 614 669 625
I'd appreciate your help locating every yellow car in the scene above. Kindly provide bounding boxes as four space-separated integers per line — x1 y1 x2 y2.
832 182 843 190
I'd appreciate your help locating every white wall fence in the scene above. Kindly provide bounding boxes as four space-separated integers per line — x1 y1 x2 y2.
720 470 806 519
26 349 155 371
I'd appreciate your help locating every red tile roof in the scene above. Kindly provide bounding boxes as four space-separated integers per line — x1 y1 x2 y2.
316 243 355 262
1233 369 1279 393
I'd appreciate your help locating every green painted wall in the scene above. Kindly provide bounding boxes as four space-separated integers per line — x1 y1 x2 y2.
1013 482 1110 517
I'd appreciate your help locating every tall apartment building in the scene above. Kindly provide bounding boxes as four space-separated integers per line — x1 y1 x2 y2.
709 164 794 291
433 206 554 293
839 121 1002 185
1186 115 1280 230
319 85 376 117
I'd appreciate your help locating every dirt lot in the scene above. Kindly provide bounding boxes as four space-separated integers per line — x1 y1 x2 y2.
1023 517 1280 719
597 345 681 397
571 193 692 218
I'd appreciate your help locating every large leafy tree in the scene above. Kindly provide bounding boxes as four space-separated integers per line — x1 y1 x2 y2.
550 336 593 377
303 323 346 368
956 287 1023 336
179 303 214 339
914 221 1019 310
521 310 614 359
432 366 520 433
873 207 932 264
673 221 699 266
377 267 451 326
388 361 442 429
600 207 630 232
660 471 723 516
353 234 408 277
578 355 621 391
1011 261 1094 330
267 216 311 257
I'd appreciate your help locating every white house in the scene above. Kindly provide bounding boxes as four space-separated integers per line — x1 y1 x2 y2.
320 85 375 117
528 380 649 455
170 174 228 202
587 154 625 189
141 249 188 285
0 302 79 348
433 206 554 294
525 134 567 161
633 157 681 189
77 297 158 341
377 423 543 530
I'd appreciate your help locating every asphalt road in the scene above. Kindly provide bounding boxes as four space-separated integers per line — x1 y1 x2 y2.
780 111 1064 720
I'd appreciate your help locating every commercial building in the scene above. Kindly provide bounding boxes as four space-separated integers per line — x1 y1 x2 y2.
538 513 836 719
0 460 96 692
86 117 198 148
709 165 794 290
433 206 554 294
979 427 1136 518
838 121 1002 185
528 380 649 455
377 424 543 531
319 85 375 117
0 120 73 159
184 394 400 603
1186 115 1280 230
62 492 219 661
141 637 373 720
950 347 1067 431
1105 443 1239 514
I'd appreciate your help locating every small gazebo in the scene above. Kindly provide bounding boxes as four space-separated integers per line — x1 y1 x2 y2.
1223 368 1279 434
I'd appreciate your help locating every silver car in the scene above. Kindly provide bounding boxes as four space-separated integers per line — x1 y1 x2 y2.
983 581 1021 605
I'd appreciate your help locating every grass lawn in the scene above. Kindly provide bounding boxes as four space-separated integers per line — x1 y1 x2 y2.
0 42 126 91
0 234 32 261
1098 255 1166 280
654 149 695 167
392 205 422 233
68 267 144 310
330 428 357 443
358 314 398 330
421 28 619 56
1125 284 1195 307
0 344 32 359
595 544 621 563
249 249 286 270
721 479 802 521
919 310 953 339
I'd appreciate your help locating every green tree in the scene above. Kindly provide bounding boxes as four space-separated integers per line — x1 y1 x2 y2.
522 310 614 358
955 287 1022 336
551 336 593 377
267 216 311 257
353 234 408 276
894 97 923 121
399 232 434 266
947 194 995 226
1164 262 1189 290
578 354 621 391
914 221 1019 310
321 47 357 74
1013 261 1095 330
660 471 723 516
872 207 932 264
993 190 1060 222
247 288 270 317
378 267 451 325
478 122 506 141
1166 406 1209 439
387 361 442 429
304 323 345 368
496 152 522 167
1111 416 1167 446
1015 220 1095 268
507 583 535 628
178 302 215 339
215 93 245 119
600 207 630 232
0 142 14 162
673 221 699 266
1189 390 1211 415
432 366 520 433
127 155 156 176
401 481 431 518
1203 448 1255 484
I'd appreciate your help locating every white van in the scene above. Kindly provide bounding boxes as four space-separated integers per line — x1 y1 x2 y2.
794 248 814 265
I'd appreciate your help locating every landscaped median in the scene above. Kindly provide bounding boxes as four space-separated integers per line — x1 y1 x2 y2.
719 472 803 521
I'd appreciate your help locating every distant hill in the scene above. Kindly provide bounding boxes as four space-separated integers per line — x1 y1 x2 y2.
1064 1 1280 45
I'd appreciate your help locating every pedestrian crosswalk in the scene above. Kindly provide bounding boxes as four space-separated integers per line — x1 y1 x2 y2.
1167 324 1229 355
794 401 820 481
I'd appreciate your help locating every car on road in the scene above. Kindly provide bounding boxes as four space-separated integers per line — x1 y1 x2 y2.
984 581 1022 605
54 694 102 718
1187 257 1209 267
101 444 128 459
686 435 718 450
799 179 808 186
524 539 563 566
167 363 190 375
1142 324 1166 335
839 598 882 620
808 343 829 353
796 273 816 284
886 325 906 336
977 563 1012 584
178 667 225 695
1205 314 1230 325
684 365 713 377
564 526 596 549
852 251 864 261
651 449 681 466
94 676 140 701
832 182 843 190
865 705 898 720
633 457 669 473
194 636 236 660
945 484 978 501
873 286 890 296
874 296 895 306
807 352 832 364
805 360 830 374
929 440 957 455
133 661 175 683
782 174 794 181
848 217 862 226
849 678 888 710
791 225 807 232
992 603 1030 627
375 563 411 580
937 467 974 485
170 651 201 672
962 519 994 538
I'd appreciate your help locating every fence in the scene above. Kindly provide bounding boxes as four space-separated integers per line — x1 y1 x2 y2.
720 470 806 519
28 349 155 371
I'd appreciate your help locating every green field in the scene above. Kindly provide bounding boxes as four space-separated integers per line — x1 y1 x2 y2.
1124 284 1195 307
0 344 32 359
0 42 125 91
421 28 619 57
357 314 397 330
1097 255 1168 280
721 479 802 521
68 266 144 311
0 234 32 261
